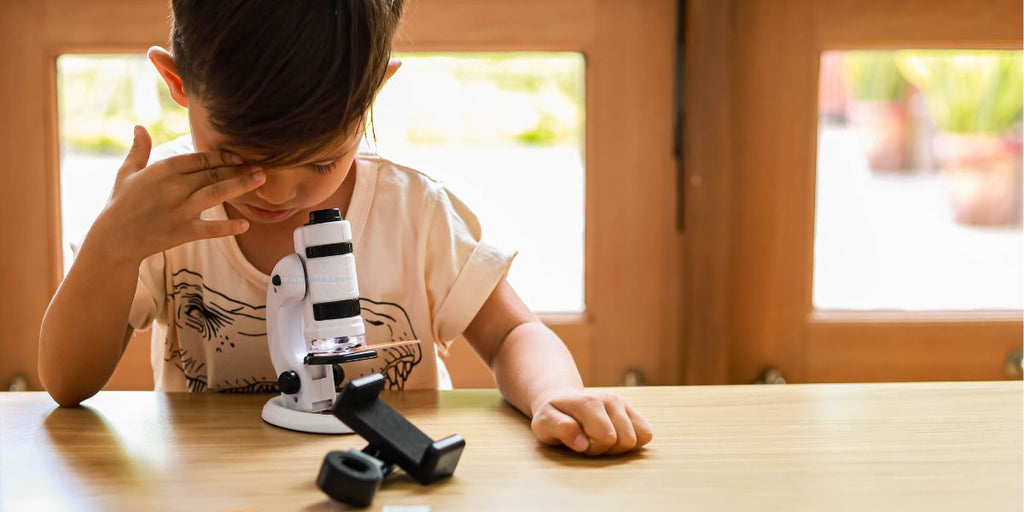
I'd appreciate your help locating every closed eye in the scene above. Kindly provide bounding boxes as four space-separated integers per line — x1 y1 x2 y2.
310 160 338 175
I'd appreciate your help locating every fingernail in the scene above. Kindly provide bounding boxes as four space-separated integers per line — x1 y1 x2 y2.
133 125 142 139
572 433 589 452
228 153 243 164
250 170 265 182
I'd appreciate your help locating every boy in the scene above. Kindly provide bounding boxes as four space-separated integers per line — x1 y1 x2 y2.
38 0 651 456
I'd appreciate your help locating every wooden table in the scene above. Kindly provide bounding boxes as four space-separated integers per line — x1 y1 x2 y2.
1 382 1021 511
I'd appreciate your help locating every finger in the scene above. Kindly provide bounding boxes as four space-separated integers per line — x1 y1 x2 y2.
117 125 153 175
189 168 265 208
186 163 261 188
625 404 654 448
604 399 638 455
531 406 589 453
555 398 618 456
188 218 250 241
162 148 245 175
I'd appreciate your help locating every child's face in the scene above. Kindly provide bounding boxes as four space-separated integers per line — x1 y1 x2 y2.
188 100 361 225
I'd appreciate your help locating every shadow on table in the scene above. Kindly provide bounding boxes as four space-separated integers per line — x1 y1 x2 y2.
44 405 150 490
533 442 650 467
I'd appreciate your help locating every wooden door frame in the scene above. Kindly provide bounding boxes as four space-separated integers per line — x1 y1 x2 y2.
683 0 1023 384
0 0 681 390
681 0 737 384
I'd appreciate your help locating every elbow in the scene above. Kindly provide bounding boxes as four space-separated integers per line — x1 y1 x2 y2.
38 329 95 407
51 392 88 408
41 378 94 408
38 361 95 408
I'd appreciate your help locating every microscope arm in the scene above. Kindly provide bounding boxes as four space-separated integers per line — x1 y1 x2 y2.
267 253 336 412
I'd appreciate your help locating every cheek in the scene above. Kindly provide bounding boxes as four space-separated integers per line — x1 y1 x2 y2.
304 172 347 200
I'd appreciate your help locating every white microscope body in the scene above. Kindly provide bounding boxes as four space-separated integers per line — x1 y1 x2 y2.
261 208 368 434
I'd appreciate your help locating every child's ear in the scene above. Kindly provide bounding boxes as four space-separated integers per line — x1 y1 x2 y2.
147 46 189 108
383 58 402 82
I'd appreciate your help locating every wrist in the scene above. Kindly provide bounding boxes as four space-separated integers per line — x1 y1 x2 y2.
80 217 145 269
529 385 583 417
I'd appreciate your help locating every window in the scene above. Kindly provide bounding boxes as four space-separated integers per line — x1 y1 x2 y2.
814 50 1023 311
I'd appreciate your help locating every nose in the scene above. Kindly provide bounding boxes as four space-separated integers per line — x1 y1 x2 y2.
254 169 297 205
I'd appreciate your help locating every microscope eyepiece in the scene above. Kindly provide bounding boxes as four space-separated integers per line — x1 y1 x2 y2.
308 208 343 225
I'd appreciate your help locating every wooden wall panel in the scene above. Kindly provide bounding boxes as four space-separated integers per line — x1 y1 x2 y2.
0 1 55 391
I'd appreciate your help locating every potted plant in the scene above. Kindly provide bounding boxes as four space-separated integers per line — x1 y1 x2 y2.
897 50 1023 226
841 51 911 171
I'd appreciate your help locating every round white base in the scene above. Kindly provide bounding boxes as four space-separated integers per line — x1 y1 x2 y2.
261 395 354 434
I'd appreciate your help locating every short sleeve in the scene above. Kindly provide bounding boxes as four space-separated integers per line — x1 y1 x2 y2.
425 187 516 353
128 252 167 330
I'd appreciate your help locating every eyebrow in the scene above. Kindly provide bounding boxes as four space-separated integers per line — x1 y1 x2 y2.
220 146 352 167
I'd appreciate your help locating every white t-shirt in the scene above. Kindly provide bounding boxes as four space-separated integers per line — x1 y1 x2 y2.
127 136 514 392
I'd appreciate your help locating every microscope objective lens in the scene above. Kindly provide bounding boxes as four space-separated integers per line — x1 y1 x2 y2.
310 336 366 353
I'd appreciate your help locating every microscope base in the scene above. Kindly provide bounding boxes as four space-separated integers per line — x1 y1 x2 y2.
262 395 354 434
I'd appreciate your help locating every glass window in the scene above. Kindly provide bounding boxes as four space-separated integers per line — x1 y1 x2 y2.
814 50 1023 311
57 54 190 273
372 52 585 313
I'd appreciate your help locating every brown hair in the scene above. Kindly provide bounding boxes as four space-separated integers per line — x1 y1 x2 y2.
169 0 404 165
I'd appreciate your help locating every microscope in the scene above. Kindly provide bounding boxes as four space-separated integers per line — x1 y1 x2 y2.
260 208 416 434
260 208 465 506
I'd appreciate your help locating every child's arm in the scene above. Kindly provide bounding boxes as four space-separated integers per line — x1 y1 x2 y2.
39 235 144 406
38 126 264 406
463 280 653 456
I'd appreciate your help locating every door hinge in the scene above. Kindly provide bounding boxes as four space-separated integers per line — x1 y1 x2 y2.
1005 349 1023 379
8 375 28 392
623 369 645 386
752 367 786 385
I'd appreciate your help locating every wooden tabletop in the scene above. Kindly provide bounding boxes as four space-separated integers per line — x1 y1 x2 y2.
1 382 1021 511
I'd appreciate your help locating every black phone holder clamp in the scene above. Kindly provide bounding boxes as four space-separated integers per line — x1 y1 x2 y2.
317 373 466 507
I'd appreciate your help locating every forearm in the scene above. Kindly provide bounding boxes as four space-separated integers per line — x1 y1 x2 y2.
490 321 583 418
465 282 652 455
38 233 141 406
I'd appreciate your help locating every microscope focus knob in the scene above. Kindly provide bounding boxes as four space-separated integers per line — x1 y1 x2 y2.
278 371 301 394
332 364 345 388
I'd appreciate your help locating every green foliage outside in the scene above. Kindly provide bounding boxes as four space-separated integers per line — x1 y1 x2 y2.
389 52 584 147
842 52 908 101
59 52 585 155
896 50 1023 134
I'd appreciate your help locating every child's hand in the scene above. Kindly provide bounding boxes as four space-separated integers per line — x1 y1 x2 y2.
89 126 265 264
531 389 653 456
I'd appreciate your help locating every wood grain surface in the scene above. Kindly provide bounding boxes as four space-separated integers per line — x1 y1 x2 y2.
1 382 1021 511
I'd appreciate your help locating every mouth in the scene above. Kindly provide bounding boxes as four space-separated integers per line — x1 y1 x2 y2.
247 205 295 222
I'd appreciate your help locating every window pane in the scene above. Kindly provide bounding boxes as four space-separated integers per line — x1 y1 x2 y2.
372 52 586 313
814 50 1023 311
58 52 587 313
57 55 190 273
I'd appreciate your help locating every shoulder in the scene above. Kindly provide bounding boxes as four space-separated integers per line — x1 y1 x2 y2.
358 153 449 207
